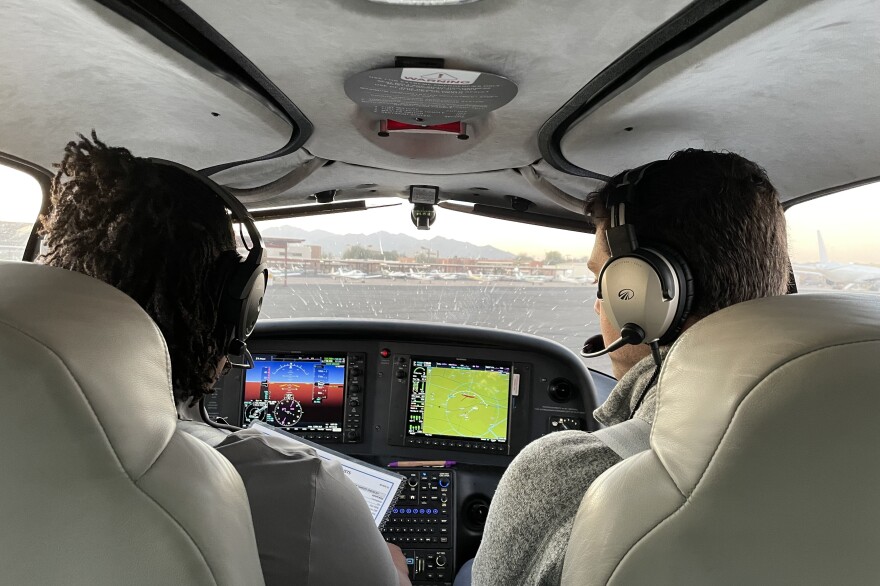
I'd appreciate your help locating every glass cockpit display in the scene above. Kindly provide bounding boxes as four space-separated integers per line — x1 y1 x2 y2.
243 354 346 432
406 357 511 444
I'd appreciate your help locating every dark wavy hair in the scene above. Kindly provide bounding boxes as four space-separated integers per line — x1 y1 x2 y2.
586 149 789 319
40 132 235 404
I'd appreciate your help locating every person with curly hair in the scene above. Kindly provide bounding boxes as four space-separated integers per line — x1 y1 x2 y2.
40 132 411 586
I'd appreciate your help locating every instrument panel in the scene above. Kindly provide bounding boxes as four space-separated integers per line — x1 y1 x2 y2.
208 319 599 464
206 319 600 585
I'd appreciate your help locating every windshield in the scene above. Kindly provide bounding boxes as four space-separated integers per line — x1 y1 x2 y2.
254 200 611 373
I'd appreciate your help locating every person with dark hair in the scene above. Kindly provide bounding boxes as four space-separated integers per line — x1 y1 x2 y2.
40 132 411 586
465 149 790 586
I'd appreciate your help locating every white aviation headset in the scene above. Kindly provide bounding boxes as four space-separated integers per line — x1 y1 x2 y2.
582 160 694 358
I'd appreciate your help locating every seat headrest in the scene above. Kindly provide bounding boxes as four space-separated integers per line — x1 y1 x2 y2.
0 260 176 479
653 292 880 493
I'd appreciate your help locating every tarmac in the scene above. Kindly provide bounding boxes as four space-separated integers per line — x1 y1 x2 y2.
261 278 614 376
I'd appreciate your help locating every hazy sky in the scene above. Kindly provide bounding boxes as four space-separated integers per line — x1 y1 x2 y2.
2 161 878 265
0 165 41 223
786 182 880 265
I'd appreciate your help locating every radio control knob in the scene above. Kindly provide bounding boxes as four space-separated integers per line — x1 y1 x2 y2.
349 397 360 407
349 383 361 393
351 366 362 377
346 430 361 442
436 554 447 567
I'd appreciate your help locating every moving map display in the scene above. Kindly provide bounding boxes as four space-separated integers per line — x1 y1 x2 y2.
243 354 346 432
406 357 511 443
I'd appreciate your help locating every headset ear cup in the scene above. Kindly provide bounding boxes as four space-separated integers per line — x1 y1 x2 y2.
598 246 693 346
239 267 267 339
650 244 694 345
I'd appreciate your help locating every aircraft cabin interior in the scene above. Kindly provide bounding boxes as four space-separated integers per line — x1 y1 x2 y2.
2 0 880 584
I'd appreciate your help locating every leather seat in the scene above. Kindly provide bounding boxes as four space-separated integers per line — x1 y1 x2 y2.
562 292 880 585
0 261 265 585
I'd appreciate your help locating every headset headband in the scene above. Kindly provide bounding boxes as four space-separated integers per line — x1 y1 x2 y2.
147 158 266 266
605 160 668 223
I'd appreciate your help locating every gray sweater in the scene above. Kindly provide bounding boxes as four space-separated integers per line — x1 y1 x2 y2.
471 355 661 586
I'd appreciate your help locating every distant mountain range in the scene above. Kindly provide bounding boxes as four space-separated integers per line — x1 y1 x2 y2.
262 225 515 260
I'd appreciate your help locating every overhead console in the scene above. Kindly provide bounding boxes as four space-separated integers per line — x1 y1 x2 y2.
209 319 598 464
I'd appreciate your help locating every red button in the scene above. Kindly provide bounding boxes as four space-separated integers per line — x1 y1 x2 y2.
380 348 391 358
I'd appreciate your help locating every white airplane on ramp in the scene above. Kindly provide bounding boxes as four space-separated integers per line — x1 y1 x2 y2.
330 268 382 281
793 231 880 290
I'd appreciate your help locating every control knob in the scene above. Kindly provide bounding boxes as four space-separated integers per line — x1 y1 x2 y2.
349 397 360 407
436 554 447 568
346 430 361 442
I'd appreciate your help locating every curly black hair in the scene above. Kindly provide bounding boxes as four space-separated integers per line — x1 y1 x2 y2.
40 132 236 404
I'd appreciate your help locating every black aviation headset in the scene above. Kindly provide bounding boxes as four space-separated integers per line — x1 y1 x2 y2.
582 160 694 359
149 159 268 370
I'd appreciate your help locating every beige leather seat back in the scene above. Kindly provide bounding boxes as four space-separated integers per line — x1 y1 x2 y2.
0 261 265 585
562 293 880 585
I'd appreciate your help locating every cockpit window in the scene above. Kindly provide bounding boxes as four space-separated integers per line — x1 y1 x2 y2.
0 163 41 261
253 201 612 373
787 182 880 294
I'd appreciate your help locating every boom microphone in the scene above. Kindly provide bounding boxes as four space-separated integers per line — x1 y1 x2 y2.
580 324 647 358
581 334 606 356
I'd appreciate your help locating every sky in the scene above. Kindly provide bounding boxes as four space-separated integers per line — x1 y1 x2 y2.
2 160 879 265
0 165 41 223
785 182 880 265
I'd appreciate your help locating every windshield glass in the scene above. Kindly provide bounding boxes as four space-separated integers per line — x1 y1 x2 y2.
0 163 42 261
254 200 611 374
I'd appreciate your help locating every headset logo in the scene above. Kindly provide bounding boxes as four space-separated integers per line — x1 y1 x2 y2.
618 289 635 301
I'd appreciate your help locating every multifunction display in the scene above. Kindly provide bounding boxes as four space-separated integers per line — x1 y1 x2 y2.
243 354 346 434
406 357 511 444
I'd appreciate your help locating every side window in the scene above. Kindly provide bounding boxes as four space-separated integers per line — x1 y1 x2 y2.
786 182 880 293
0 162 43 261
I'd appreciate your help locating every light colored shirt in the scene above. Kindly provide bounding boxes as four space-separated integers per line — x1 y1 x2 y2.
178 415 399 586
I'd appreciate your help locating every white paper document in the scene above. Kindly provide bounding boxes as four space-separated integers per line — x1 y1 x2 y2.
249 421 405 528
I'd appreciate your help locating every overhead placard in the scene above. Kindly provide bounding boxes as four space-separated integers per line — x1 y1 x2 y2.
344 67 517 126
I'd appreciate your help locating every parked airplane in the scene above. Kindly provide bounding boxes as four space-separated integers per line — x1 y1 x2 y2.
793 231 880 290
511 268 552 284
269 266 304 278
467 270 503 282
381 268 408 280
330 268 382 281
554 270 593 285
406 269 434 281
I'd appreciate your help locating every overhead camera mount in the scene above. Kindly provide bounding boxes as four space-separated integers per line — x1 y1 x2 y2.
409 185 439 230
